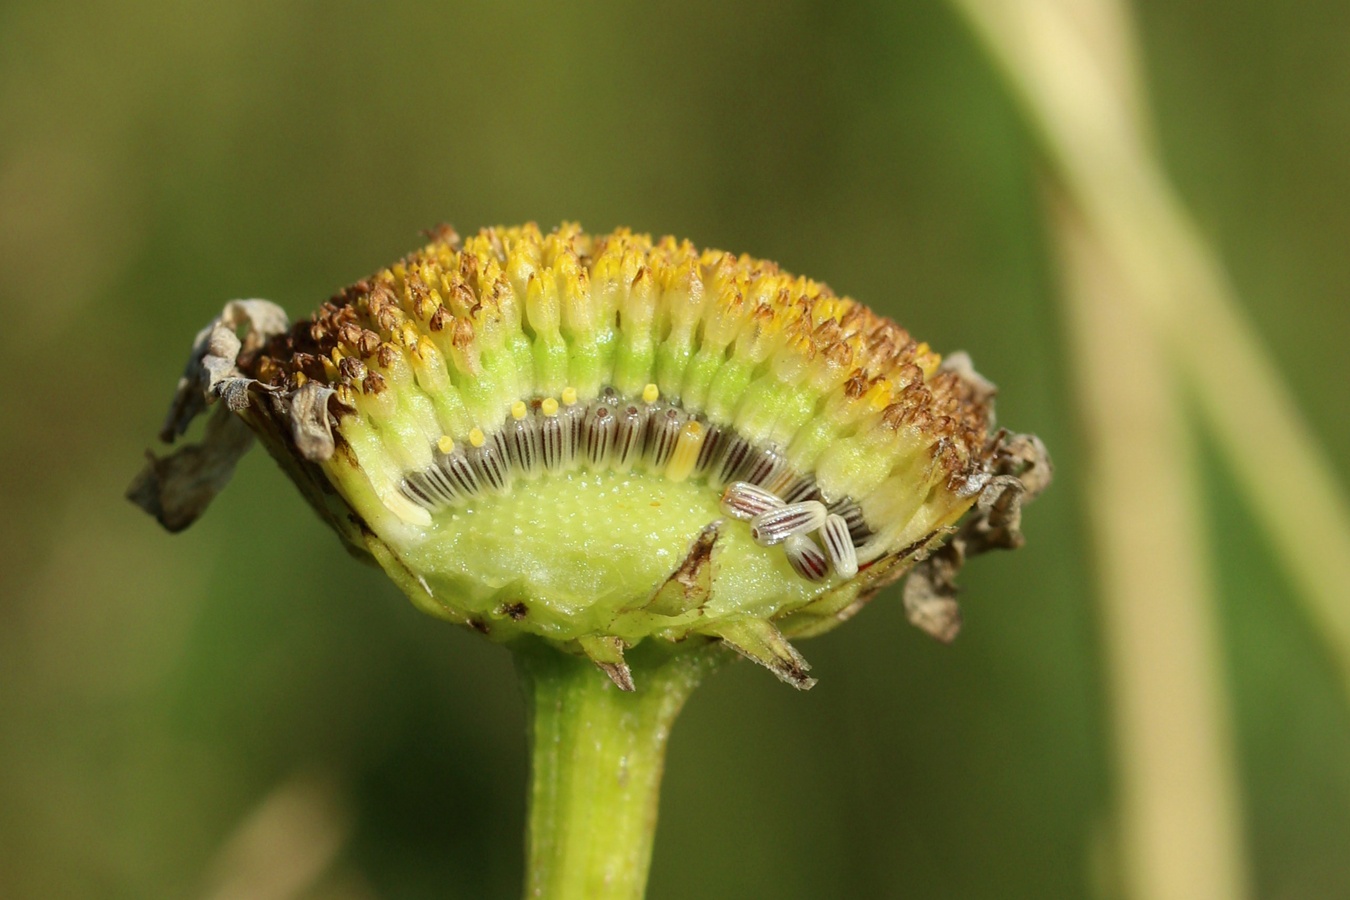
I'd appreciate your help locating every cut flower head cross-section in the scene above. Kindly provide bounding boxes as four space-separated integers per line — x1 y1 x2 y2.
130 223 1050 690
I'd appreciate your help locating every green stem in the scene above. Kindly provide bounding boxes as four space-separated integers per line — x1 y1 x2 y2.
517 640 723 900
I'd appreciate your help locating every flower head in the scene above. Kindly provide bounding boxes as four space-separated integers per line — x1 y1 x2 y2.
130 223 1049 688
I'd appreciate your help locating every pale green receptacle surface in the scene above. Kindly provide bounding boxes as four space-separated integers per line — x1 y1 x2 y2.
397 469 825 636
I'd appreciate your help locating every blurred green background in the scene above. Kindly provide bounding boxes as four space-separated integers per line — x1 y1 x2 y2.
2 1 1347 897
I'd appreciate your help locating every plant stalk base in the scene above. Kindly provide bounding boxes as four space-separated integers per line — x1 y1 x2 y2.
518 640 722 900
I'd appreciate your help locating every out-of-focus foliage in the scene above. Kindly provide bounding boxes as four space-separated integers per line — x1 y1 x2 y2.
0 1 1345 897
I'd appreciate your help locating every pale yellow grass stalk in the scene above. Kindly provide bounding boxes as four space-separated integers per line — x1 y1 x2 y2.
952 0 1350 696
1053 196 1248 900
941 1 1350 896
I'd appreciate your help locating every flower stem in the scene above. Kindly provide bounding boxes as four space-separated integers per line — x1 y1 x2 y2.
517 639 723 900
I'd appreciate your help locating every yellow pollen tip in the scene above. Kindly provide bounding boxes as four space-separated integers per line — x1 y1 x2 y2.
561 387 578 406
469 427 486 448
541 397 559 416
511 400 528 420
437 435 455 454
642 383 659 404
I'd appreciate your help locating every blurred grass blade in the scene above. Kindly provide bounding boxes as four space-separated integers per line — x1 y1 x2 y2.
200 772 350 900
1051 194 1249 900
950 0 1350 700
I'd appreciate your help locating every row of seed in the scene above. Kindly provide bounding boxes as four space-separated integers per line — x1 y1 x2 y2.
398 385 872 580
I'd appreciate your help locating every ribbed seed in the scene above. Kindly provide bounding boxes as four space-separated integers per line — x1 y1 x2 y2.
612 405 646 473
399 475 436 508
720 482 786 520
469 439 509 493
741 445 787 490
750 500 828 546
559 397 584 468
584 405 615 468
539 402 564 471
820 513 859 578
444 449 481 495
506 407 542 478
780 475 819 504
492 427 511 457
645 405 684 470
784 533 830 581
712 434 753 488
693 422 723 477
828 498 872 544
420 463 462 506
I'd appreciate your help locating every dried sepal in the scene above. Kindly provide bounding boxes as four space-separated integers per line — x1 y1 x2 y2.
289 382 339 462
639 521 719 617
901 548 965 644
704 616 816 691
159 299 289 442
576 634 635 692
129 299 290 531
900 431 1052 642
126 404 256 532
